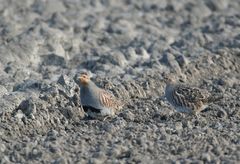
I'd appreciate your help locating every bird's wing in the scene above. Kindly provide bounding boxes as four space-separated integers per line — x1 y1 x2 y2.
99 89 122 109
174 85 208 103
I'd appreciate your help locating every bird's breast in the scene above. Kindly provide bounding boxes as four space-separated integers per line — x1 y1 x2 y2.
80 88 103 109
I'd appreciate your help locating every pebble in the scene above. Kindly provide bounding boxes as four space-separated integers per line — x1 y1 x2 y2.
46 129 58 141
205 0 229 11
201 153 211 162
108 51 128 67
136 47 150 60
175 55 189 68
15 110 25 120
0 143 6 152
0 85 7 97
41 53 66 67
160 52 181 73
119 110 135 121
175 122 183 131
125 47 138 61
57 75 71 86
17 98 36 117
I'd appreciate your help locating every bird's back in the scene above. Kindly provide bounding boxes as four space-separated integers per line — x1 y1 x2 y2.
165 83 208 113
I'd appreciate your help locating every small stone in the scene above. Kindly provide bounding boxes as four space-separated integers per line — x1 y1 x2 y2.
49 13 70 30
71 93 80 106
217 78 226 86
15 110 24 120
108 51 128 67
57 75 81 98
13 79 43 92
205 0 229 11
41 53 66 67
30 148 42 159
125 47 138 61
119 111 135 121
17 98 36 117
49 144 61 154
0 143 6 152
188 122 194 130
190 1 212 19
175 122 183 131
0 85 8 97
160 52 181 73
92 151 107 162
136 47 150 60
57 75 71 86
46 129 58 141
89 158 104 164
48 86 59 97
51 157 66 164
176 55 189 68
201 153 211 162
29 114 35 120
45 0 66 14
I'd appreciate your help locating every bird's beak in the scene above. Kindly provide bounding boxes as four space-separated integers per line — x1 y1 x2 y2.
79 76 88 86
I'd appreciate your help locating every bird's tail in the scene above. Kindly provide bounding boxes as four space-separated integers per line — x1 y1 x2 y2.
207 93 224 103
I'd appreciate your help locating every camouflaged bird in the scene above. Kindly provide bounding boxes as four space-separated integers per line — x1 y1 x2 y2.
79 73 123 119
163 74 222 114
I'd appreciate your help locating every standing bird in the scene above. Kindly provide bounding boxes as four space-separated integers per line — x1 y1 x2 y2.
79 73 123 119
163 74 222 115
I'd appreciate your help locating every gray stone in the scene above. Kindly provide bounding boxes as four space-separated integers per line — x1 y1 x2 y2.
13 79 43 92
0 85 8 97
205 0 229 11
17 98 36 117
176 55 189 68
0 143 6 152
160 52 181 73
41 53 66 67
119 110 135 121
57 74 72 86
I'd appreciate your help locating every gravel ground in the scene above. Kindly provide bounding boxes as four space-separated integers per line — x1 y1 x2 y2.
0 0 239 163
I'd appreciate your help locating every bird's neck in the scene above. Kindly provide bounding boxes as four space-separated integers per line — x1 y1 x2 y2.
81 81 98 90
165 82 175 94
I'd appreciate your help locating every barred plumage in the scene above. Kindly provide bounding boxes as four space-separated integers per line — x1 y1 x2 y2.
163 74 221 114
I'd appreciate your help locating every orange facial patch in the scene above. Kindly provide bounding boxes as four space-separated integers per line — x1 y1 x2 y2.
79 74 90 86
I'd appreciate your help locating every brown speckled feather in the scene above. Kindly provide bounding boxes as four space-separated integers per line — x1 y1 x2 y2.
164 74 223 114
164 77 215 114
174 85 209 103
99 89 123 110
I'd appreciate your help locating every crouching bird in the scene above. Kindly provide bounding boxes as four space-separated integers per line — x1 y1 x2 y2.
163 74 223 115
79 73 124 120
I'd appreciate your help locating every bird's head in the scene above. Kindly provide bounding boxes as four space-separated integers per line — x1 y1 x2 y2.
79 73 91 86
162 73 185 84
162 73 176 84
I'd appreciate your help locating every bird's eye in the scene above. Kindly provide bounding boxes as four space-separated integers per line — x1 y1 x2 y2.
82 75 88 79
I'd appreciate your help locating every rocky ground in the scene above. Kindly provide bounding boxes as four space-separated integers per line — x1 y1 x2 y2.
0 0 239 163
